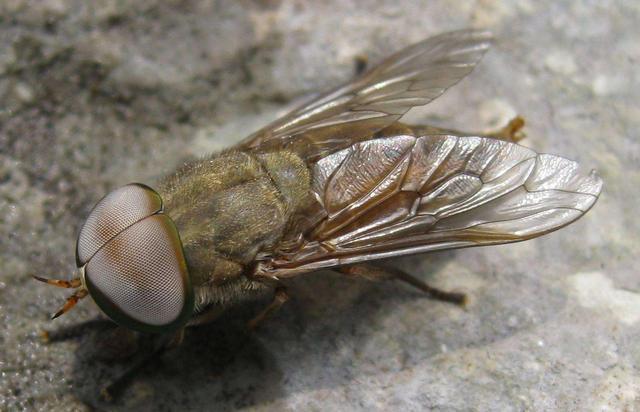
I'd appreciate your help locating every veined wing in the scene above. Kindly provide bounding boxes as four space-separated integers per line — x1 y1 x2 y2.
238 30 493 159
256 134 602 278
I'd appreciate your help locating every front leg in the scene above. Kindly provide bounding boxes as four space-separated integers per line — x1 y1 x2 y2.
100 328 184 401
39 317 116 343
247 286 290 330
187 304 226 327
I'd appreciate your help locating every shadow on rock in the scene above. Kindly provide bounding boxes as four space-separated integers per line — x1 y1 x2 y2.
59 250 541 410
65 304 285 410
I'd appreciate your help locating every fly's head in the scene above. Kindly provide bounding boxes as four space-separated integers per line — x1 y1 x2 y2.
35 183 194 334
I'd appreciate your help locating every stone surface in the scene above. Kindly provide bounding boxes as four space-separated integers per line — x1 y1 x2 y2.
1 1 638 411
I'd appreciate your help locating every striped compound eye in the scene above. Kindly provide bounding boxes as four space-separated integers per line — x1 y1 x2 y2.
36 184 193 334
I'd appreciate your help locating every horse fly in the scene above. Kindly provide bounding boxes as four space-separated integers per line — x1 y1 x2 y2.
35 30 602 399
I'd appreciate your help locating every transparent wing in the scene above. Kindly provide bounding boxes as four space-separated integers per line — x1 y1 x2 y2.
257 134 603 278
238 30 493 157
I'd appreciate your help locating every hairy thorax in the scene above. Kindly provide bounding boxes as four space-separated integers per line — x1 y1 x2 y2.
156 148 311 311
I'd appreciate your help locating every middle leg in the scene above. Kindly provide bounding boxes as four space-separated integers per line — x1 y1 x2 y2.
247 286 290 330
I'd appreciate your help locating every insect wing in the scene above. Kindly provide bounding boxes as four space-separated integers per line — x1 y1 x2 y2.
257 134 602 277
238 29 493 159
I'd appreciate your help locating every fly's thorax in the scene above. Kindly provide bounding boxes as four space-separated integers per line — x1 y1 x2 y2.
183 247 244 287
255 150 311 213
193 272 270 312
156 149 312 295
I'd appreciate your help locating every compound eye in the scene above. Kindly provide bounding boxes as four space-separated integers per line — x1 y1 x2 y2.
76 184 162 266
83 214 193 333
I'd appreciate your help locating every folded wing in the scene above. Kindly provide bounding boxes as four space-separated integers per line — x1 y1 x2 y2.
258 134 602 277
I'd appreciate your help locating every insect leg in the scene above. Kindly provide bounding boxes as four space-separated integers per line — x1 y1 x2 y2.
337 264 467 306
187 305 226 327
354 54 368 75
406 116 525 143
100 329 182 402
39 318 116 343
247 286 290 330
485 116 526 142
100 343 166 402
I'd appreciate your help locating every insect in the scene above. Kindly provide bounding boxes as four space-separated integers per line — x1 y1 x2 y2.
36 29 602 349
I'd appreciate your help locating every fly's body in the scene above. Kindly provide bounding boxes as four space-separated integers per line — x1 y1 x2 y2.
36 30 602 350
156 148 311 312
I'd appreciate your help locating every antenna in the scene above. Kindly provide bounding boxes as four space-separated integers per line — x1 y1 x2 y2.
33 276 81 289
33 275 87 319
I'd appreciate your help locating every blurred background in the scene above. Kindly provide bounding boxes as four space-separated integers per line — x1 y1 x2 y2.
1 1 638 410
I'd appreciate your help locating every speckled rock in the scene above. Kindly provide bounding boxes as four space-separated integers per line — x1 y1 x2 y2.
1 1 638 411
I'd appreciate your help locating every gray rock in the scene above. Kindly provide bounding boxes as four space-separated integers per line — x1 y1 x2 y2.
1 1 637 411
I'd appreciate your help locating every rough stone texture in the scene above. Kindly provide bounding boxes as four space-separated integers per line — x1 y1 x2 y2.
1 1 637 411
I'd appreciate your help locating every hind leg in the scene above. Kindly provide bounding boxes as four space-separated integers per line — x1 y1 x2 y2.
485 116 526 143
405 115 526 143
337 264 466 306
